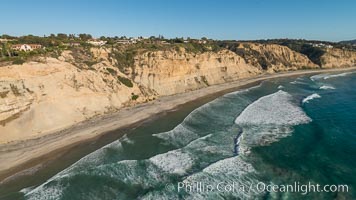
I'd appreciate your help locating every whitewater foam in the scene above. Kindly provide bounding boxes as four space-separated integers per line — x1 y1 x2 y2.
302 93 321 104
153 124 200 147
149 149 193 175
290 80 307 85
310 74 327 81
323 72 355 80
235 90 311 126
238 126 294 152
25 183 65 200
234 90 312 149
181 156 262 199
319 85 335 90
23 138 128 198
121 134 135 144
310 72 355 81
202 156 255 175
224 83 262 96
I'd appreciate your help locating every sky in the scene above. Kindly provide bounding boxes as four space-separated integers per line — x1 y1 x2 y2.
0 0 355 41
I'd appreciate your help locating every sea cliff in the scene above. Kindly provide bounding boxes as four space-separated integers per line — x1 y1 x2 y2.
0 43 355 143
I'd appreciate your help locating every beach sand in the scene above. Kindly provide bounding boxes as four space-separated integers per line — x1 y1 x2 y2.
0 67 355 183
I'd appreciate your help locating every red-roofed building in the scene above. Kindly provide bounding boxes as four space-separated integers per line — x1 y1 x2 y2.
11 44 42 51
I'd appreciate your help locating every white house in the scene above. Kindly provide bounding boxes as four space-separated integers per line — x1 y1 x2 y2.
312 43 333 49
117 38 138 45
87 39 107 46
117 40 131 44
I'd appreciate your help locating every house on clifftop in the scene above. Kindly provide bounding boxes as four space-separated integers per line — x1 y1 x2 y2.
87 39 107 46
11 44 42 51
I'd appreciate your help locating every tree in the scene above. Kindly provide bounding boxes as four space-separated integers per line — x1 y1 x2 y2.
1 34 16 39
1 43 13 58
68 34 76 39
0 43 5 58
158 35 164 40
57 33 68 40
78 34 92 41
173 37 184 43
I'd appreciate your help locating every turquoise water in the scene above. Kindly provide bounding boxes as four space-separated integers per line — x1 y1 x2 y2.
23 71 356 199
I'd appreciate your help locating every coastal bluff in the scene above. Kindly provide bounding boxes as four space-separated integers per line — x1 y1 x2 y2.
0 43 355 143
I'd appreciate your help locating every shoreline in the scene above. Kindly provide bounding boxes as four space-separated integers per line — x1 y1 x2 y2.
1 67 355 184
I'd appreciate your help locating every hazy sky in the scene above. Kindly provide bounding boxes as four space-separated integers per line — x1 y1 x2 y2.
1 0 355 41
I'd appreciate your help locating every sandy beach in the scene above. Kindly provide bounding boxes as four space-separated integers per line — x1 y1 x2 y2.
0 67 355 183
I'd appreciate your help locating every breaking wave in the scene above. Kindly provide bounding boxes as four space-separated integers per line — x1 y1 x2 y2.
235 90 312 152
310 71 355 81
149 149 193 175
319 85 335 90
235 90 311 126
302 93 321 104
323 72 355 80
153 124 200 147
153 85 258 147
177 156 262 199
290 80 307 85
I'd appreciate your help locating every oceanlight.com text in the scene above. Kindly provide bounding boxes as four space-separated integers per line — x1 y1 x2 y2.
168 181 349 195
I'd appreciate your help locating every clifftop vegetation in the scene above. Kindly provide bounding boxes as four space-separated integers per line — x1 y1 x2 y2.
1 34 355 69
0 34 220 67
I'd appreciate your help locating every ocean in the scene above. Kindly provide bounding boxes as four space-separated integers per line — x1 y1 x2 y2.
12 71 356 199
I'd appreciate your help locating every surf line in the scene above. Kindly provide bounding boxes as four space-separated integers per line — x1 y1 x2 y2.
234 129 243 156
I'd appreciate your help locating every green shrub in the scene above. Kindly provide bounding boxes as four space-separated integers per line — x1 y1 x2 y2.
131 93 139 100
84 60 98 67
106 68 117 75
111 50 135 73
118 76 133 87
12 58 25 65
201 76 209 86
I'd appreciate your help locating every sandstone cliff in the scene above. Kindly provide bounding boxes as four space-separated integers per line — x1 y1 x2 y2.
229 43 319 72
130 49 260 95
0 58 149 143
0 44 355 143
320 48 356 68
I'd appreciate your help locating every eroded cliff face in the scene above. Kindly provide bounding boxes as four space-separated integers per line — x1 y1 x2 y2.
233 43 319 72
0 80 34 126
321 48 356 68
0 58 149 143
0 44 355 143
130 49 261 95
